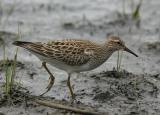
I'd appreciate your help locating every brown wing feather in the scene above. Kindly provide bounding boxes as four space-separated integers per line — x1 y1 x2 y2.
43 39 97 66
19 39 100 66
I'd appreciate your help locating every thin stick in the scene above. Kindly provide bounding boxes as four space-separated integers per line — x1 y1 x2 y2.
117 51 120 71
35 99 107 115
119 50 123 71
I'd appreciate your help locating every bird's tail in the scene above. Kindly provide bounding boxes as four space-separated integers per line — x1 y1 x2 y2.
12 41 33 47
13 41 44 56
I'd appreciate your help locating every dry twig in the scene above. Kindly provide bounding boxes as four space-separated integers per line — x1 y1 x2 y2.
35 99 107 115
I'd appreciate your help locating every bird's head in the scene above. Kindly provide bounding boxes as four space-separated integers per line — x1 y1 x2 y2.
106 36 138 57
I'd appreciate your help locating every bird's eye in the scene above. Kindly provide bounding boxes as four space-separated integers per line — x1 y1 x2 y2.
117 41 121 44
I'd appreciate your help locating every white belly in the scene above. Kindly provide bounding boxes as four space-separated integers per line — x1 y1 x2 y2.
34 52 92 73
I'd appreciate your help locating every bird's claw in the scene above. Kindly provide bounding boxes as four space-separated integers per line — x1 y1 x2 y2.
46 76 54 89
40 75 54 96
69 94 78 104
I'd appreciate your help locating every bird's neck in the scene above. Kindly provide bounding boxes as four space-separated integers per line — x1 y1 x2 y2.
102 43 116 59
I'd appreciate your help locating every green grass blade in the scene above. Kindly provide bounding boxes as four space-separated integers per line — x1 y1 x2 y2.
132 0 142 20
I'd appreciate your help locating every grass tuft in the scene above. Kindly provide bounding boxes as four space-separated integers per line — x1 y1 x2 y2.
2 24 21 101
3 44 19 99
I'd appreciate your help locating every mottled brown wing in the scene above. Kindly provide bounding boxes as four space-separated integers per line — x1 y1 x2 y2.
41 40 95 66
23 40 96 66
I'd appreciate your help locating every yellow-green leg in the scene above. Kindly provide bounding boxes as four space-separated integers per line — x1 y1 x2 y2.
40 62 55 96
67 73 75 99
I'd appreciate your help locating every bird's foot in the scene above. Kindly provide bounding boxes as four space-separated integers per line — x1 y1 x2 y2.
40 75 55 96
46 76 54 89
70 94 77 104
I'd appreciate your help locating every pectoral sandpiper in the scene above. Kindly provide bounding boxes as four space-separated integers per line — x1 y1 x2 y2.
13 36 138 99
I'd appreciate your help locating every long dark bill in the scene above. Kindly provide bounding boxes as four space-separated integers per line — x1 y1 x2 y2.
124 47 138 57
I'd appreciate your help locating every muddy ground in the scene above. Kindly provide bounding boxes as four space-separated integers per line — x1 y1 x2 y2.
0 0 160 115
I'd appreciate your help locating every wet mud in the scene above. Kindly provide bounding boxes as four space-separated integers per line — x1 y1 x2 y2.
0 0 160 115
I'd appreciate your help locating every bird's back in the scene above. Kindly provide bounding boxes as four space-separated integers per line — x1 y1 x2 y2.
13 39 103 66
